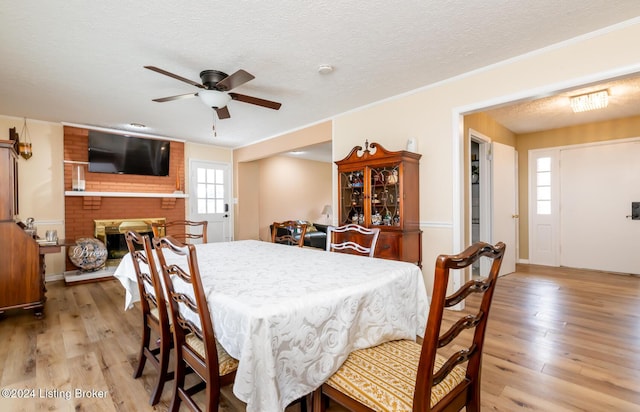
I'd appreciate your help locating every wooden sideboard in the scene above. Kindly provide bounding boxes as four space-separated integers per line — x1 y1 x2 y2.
0 222 59 318
0 135 57 318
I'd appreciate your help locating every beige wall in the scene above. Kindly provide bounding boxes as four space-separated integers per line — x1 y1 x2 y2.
185 141 233 163
236 161 261 240
256 156 332 241
233 121 332 239
516 114 640 259
1 115 65 275
332 22 640 290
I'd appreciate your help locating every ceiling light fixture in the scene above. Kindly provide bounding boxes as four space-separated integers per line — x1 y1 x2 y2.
570 89 609 113
198 90 232 108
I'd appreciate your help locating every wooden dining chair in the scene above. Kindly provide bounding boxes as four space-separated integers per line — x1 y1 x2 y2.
124 230 174 406
153 235 238 412
152 220 208 244
326 224 381 257
271 220 308 247
313 241 506 412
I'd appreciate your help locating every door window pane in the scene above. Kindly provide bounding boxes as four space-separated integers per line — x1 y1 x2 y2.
195 166 226 214
536 157 552 215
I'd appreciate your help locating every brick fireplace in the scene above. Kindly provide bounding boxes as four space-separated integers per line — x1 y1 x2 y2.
64 126 186 272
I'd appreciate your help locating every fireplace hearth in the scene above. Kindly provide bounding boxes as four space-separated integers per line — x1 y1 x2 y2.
94 218 166 266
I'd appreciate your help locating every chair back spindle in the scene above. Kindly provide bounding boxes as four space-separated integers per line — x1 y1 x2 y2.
152 220 208 244
271 220 308 247
326 224 381 257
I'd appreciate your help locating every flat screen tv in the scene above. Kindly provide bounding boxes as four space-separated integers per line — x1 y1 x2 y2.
88 131 170 176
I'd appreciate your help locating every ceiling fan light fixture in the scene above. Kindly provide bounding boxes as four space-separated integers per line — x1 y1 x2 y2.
570 89 609 113
198 90 232 108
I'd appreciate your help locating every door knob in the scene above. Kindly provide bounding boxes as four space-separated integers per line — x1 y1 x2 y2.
512 214 519 219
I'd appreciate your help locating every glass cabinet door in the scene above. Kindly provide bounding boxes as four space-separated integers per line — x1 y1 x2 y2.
340 169 365 225
370 164 400 227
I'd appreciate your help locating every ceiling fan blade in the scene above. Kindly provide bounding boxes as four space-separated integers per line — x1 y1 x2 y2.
215 106 231 119
229 93 282 110
144 65 205 89
215 69 255 91
152 93 197 102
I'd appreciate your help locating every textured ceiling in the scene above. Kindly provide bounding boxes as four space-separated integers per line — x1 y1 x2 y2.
483 74 640 134
1 1 640 150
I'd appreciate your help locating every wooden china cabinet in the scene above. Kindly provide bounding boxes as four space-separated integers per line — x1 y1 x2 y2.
336 141 422 267
0 128 50 318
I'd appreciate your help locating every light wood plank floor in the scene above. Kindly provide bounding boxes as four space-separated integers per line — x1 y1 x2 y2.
0 264 638 411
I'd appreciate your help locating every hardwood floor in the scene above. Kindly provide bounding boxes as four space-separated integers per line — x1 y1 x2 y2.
0 264 638 411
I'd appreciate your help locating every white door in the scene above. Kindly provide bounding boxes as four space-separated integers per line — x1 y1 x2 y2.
189 160 232 242
560 141 640 274
491 142 517 276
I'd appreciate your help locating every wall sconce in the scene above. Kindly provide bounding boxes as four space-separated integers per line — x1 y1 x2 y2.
570 89 609 113
19 118 33 160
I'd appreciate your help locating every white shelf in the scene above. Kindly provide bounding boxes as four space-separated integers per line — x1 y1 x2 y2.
64 191 188 198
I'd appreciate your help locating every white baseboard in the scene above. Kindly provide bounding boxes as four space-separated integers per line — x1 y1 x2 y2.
63 267 116 284
45 273 65 283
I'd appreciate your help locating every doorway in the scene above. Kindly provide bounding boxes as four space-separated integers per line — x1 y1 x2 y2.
189 160 233 242
468 130 518 277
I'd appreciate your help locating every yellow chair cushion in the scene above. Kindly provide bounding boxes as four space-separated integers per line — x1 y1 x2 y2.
150 307 172 324
326 339 467 411
185 333 239 376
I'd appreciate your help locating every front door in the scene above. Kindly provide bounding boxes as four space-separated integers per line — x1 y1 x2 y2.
559 140 640 274
189 160 232 242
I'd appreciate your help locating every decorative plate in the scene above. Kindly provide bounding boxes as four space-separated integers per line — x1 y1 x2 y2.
68 237 108 271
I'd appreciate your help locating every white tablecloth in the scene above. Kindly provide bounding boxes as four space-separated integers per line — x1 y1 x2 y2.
114 240 428 412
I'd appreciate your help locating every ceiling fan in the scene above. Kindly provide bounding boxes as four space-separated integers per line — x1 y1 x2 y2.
144 66 282 119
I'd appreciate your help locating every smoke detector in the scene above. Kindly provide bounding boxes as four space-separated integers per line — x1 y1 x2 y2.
317 64 334 74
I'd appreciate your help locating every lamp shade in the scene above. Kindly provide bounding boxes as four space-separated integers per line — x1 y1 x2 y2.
198 90 232 108
321 205 332 216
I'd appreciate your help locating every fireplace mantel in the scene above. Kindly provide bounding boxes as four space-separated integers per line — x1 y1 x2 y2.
65 191 188 198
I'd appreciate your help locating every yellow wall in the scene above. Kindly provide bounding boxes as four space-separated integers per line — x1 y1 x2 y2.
1 115 65 275
516 114 640 259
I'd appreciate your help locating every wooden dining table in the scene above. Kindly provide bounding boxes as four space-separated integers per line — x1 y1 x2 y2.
114 239 428 412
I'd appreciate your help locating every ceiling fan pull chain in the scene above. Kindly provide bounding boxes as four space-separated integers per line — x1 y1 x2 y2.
212 113 217 138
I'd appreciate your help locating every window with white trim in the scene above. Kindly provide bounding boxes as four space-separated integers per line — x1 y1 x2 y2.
536 157 551 215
